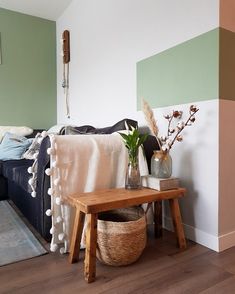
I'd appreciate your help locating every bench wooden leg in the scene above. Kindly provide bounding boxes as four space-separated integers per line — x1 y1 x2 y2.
68 209 85 264
84 213 98 283
169 198 186 249
154 201 163 238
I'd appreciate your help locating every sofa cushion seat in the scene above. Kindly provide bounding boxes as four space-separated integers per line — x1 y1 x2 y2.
2 159 33 193
12 165 32 193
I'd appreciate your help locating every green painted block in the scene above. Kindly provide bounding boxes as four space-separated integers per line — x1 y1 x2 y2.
137 29 219 109
0 8 56 129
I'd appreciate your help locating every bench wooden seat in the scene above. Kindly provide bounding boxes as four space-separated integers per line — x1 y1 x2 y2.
68 187 186 283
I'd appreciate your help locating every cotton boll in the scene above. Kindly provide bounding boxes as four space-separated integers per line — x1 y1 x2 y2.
55 197 61 205
45 209 52 216
60 247 66 254
31 191 36 198
56 216 62 223
50 243 58 252
45 168 52 176
27 167 33 174
58 233 65 241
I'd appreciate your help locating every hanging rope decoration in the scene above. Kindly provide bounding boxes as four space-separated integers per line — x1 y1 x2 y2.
61 30 70 118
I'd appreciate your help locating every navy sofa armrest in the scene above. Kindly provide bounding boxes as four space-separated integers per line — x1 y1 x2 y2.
35 136 51 239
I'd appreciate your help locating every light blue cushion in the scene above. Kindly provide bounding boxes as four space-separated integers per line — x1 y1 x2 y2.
0 132 33 161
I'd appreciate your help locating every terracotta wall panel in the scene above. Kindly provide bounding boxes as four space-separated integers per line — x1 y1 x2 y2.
219 99 235 236
220 0 235 32
219 28 235 101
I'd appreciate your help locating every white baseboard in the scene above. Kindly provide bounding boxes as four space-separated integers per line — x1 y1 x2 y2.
163 216 219 252
163 216 235 252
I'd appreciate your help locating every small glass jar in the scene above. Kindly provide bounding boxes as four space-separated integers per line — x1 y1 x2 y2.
125 153 141 189
151 150 172 178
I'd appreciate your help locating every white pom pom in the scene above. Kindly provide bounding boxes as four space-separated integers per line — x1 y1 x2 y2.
33 152 39 159
41 131 47 138
47 147 55 155
28 178 33 185
45 209 52 216
58 233 65 241
27 167 33 174
50 243 58 252
56 216 62 223
31 191 36 198
50 226 55 234
50 136 55 143
60 247 66 254
38 137 43 144
28 178 34 185
54 178 60 186
47 188 54 196
52 161 57 168
45 168 52 176
55 197 61 205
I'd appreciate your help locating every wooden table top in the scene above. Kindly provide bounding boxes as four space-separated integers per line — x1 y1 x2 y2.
67 187 186 214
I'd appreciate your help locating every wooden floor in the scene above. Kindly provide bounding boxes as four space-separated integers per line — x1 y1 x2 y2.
1 227 235 294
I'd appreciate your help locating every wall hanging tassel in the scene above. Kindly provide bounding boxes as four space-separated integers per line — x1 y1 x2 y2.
62 30 70 118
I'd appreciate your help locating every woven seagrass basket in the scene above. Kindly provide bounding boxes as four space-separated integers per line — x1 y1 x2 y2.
96 206 147 266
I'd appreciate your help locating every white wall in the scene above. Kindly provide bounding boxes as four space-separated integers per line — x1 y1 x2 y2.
57 0 219 126
57 0 221 250
138 100 219 250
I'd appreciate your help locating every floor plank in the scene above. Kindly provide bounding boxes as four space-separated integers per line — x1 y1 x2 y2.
0 227 235 294
200 276 235 293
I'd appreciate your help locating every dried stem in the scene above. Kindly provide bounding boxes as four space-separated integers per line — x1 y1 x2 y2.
142 98 162 150
167 115 174 137
168 108 199 149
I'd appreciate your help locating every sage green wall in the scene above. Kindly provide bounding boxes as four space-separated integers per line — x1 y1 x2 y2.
137 29 219 109
0 8 56 129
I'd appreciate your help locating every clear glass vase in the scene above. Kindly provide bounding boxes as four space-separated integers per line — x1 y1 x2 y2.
151 150 172 178
125 154 141 190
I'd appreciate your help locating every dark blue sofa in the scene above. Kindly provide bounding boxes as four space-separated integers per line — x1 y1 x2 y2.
0 120 159 241
0 134 52 240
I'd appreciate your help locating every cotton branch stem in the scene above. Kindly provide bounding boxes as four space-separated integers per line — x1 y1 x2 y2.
167 115 174 137
168 109 199 149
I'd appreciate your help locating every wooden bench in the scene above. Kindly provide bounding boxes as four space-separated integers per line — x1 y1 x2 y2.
68 187 186 283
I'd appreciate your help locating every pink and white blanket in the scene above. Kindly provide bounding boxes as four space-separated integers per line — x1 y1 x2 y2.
46 133 149 253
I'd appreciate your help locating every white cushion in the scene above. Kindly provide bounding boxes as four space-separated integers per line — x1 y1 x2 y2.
0 126 33 143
